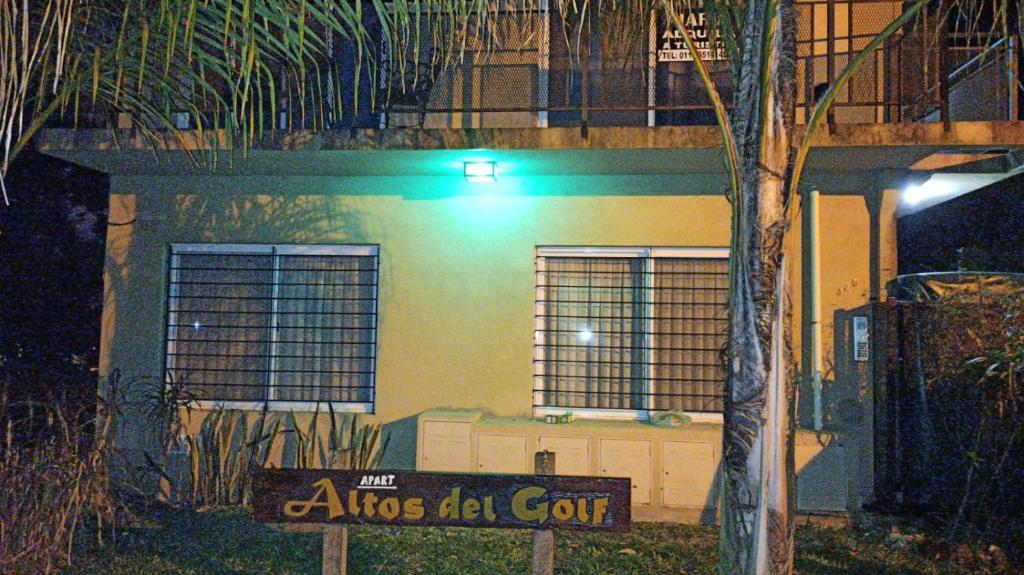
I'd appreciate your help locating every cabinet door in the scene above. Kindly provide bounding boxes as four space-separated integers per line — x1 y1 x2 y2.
477 434 527 473
796 443 848 511
538 436 590 476
420 421 472 472
662 441 717 507
599 439 652 505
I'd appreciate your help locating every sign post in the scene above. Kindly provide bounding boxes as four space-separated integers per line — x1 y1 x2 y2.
531 452 556 575
323 454 349 575
322 523 347 575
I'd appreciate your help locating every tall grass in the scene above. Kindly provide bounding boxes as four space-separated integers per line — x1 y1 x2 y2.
160 402 389 508
0 374 123 574
174 406 280 507
0 365 391 572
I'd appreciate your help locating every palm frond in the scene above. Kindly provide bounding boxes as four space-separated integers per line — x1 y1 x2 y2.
0 0 76 195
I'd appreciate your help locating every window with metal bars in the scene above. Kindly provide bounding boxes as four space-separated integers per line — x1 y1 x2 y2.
164 244 378 411
533 247 728 418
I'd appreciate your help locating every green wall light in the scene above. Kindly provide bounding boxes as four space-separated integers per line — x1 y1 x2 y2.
464 161 497 182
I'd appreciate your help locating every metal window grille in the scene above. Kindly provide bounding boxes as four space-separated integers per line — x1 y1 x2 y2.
164 244 379 410
534 247 728 415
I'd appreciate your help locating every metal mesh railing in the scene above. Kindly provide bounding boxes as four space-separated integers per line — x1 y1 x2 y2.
378 1 1018 128
946 37 1015 122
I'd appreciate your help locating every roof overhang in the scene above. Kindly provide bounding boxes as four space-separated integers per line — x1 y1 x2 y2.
35 121 1024 201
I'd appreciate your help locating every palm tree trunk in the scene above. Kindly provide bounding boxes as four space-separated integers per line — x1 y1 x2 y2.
718 0 797 572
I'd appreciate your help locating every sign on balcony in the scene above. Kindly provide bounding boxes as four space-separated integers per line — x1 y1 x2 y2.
253 469 632 532
658 9 726 62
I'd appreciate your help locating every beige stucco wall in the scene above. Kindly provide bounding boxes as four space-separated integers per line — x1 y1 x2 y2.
102 174 731 419
788 188 901 510
100 170 897 519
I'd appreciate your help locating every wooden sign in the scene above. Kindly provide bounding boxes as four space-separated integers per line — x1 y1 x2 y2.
253 469 631 532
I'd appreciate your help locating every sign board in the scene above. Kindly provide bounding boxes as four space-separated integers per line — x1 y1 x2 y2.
853 316 869 362
253 469 631 532
658 8 726 62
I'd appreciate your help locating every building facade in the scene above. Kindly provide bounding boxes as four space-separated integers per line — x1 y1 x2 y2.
39 0 1023 523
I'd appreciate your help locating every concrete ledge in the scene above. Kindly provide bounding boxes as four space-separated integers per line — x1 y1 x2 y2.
36 121 1024 154
36 122 1024 182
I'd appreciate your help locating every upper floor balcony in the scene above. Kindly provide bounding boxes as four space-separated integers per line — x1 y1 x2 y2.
367 0 1021 131
45 0 1022 139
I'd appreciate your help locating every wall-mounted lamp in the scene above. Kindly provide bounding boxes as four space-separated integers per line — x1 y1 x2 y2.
464 161 497 182
903 176 954 206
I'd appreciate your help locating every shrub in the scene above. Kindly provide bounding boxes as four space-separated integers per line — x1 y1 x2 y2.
0 374 123 574
896 292 1024 558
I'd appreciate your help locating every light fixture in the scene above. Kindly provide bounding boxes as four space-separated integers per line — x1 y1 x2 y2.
903 176 953 205
902 183 928 205
464 161 497 182
578 329 594 343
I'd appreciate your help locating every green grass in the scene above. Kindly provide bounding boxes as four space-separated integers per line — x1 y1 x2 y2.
66 507 1009 575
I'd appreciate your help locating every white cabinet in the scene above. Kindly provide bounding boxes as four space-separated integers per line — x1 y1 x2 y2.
420 420 472 472
662 441 717 508
599 439 652 505
538 436 590 476
477 434 527 473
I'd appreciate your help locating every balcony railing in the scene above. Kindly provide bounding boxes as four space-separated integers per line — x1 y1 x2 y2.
58 0 1021 133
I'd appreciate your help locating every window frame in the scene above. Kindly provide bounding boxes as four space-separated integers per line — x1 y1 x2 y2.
533 246 728 422
164 243 379 413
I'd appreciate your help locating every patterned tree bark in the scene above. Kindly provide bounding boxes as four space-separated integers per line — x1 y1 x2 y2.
717 0 797 572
